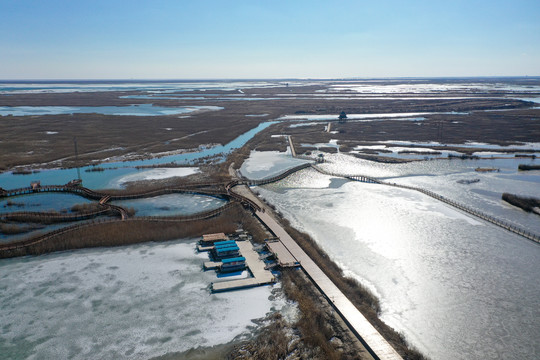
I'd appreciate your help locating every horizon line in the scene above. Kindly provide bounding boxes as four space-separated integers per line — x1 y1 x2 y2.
1 75 540 83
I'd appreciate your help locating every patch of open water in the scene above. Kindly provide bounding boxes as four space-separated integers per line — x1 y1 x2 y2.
0 104 222 116
0 193 92 214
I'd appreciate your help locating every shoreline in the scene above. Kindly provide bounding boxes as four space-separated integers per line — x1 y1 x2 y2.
0 177 428 359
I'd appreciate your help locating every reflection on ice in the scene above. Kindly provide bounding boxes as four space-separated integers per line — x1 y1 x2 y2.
378 140 540 150
257 171 540 360
329 82 540 94
244 147 540 360
240 150 310 180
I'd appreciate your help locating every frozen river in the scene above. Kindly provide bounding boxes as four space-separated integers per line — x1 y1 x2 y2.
255 153 540 360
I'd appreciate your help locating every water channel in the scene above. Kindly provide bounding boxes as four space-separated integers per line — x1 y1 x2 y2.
0 121 277 190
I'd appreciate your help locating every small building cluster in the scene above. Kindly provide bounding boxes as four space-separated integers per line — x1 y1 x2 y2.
197 230 277 292
212 240 240 259
198 231 252 273
196 229 302 293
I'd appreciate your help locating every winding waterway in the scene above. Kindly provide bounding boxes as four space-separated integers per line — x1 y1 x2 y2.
0 121 277 190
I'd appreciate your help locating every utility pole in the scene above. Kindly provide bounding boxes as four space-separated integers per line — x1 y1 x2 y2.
73 137 81 181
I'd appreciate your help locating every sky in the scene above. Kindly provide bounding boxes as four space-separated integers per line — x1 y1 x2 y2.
1 0 539 79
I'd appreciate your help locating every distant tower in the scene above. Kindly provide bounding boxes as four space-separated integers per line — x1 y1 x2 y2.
338 111 347 123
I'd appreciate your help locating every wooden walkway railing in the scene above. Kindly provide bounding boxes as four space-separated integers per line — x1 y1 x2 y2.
1 183 228 202
311 165 381 184
3 159 537 253
246 163 312 186
0 173 270 252
311 165 540 244
388 183 540 244
0 202 239 252
0 208 111 223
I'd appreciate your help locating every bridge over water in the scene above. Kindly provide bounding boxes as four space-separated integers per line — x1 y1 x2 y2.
3 161 538 245
311 165 540 244
240 160 540 244
0 181 259 252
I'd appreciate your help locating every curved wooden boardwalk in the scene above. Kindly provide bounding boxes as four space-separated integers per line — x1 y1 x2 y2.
235 160 540 244
283 138 537 243
0 202 239 252
310 165 540 244
311 165 381 184
0 208 111 223
246 163 312 186
388 183 540 244
1 183 229 201
0 180 264 252
1 182 233 223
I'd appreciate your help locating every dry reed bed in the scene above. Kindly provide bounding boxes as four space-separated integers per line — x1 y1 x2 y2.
228 269 366 360
0 203 251 258
502 193 540 214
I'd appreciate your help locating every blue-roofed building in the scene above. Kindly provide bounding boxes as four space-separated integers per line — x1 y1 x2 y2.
214 240 236 247
214 243 238 250
213 245 240 259
220 257 246 272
